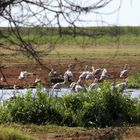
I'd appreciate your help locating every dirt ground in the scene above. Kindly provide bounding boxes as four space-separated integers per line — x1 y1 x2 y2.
0 59 140 88
26 126 140 140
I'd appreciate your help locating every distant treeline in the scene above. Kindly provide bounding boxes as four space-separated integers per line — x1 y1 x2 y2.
1 26 140 36
57 26 140 37
0 26 140 45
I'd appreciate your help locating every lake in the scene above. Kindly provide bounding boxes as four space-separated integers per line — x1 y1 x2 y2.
0 88 139 101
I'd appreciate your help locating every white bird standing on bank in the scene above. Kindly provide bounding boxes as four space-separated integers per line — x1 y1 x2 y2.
18 71 34 80
63 64 73 83
70 76 86 92
111 64 129 92
79 65 95 80
120 64 129 78
100 68 109 81
79 65 90 79
52 64 73 90
85 66 95 80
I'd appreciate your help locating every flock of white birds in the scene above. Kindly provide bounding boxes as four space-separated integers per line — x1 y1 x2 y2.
0 64 128 92
51 64 129 93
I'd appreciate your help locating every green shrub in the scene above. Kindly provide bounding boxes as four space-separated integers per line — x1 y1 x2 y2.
0 83 139 127
1 84 63 125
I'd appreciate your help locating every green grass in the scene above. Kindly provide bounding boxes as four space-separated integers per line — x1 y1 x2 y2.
0 124 85 140
41 45 140 64
0 125 35 140
1 34 140 46
128 73 140 88
0 26 140 63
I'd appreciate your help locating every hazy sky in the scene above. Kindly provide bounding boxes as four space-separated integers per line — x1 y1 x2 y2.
0 0 139 27
78 0 140 26
104 0 140 26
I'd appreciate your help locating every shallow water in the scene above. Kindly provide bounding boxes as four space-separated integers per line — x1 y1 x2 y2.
0 88 71 101
125 89 140 98
0 88 139 101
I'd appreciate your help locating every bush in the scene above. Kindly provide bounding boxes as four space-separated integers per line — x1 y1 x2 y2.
0 83 139 127
0 85 63 125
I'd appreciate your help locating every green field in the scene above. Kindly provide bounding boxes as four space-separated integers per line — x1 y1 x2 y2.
0 26 140 75
1 26 140 45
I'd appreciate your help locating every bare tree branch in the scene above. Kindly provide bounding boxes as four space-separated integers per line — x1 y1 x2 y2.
0 0 122 64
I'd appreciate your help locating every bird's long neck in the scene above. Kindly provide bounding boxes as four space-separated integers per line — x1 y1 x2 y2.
124 64 128 70
92 66 95 73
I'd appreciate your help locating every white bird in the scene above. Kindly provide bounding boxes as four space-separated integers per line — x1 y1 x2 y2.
64 70 73 82
0 76 4 81
100 68 109 81
79 71 87 79
63 64 73 83
52 81 65 89
70 75 86 92
79 65 90 79
18 71 33 79
34 78 41 84
79 65 95 80
111 79 128 92
92 66 102 78
88 78 99 91
85 71 94 80
88 83 98 90
75 76 86 92
70 82 77 92
70 82 84 92
120 64 128 78
75 84 86 92
52 64 73 90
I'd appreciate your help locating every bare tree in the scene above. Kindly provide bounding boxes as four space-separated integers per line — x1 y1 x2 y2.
0 0 122 64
